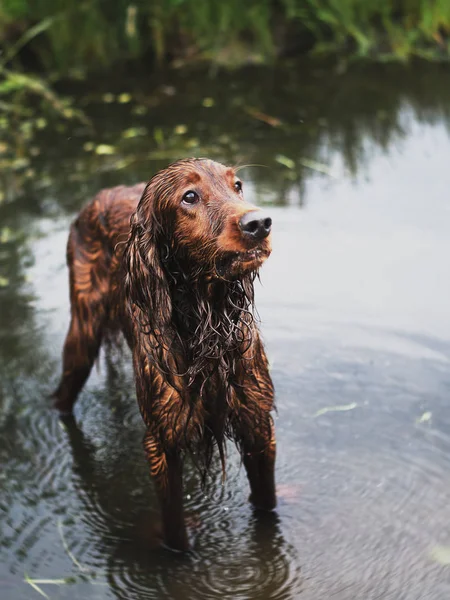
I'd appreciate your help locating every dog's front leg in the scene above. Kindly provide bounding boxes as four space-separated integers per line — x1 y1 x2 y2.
234 349 277 512
143 431 189 552
242 416 277 511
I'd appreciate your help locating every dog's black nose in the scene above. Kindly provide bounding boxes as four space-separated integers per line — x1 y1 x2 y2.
239 211 272 241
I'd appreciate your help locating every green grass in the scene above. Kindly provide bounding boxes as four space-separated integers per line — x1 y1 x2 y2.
1 0 450 72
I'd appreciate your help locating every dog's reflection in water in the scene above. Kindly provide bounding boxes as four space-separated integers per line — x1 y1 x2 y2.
59 414 301 600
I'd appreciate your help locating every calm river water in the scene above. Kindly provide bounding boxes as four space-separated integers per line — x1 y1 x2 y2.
1 60 450 599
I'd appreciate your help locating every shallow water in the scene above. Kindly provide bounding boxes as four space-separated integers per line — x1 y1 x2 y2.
1 60 450 600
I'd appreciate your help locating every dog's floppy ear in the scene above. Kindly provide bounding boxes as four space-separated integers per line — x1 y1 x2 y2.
123 186 172 333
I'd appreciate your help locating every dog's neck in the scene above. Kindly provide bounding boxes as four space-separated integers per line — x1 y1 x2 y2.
170 274 255 341
163 256 256 385
163 250 256 331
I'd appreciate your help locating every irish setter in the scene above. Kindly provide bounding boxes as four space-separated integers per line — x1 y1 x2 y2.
53 158 276 551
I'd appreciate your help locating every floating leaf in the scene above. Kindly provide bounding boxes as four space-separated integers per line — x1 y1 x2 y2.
312 402 358 418
299 157 337 177
122 126 147 138
162 85 176 97
20 120 33 135
429 545 450 565
185 138 199 148
118 93 132 103
95 144 116 155
275 154 295 169
416 411 432 424
12 157 30 170
202 97 215 107
102 93 115 103
113 157 136 169
0 227 11 243
132 105 148 116
218 134 231 145
153 127 164 146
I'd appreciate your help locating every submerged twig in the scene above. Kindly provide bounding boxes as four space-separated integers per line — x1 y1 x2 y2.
24 574 67 600
57 519 88 572
312 402 358 418
24 575 49 600
24 575 70 600
244 106 282 127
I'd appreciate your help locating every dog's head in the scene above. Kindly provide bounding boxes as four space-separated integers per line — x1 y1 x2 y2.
135 158 272 280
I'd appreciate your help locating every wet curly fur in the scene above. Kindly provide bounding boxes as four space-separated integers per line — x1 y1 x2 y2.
53 158 276 551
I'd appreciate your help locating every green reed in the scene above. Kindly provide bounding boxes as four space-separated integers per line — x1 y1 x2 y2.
1 0 450 71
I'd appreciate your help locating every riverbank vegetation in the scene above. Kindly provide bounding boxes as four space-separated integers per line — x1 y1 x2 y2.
1 0 450 73
1 1 450 208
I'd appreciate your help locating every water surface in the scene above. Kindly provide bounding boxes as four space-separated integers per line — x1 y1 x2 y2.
1 60 450 600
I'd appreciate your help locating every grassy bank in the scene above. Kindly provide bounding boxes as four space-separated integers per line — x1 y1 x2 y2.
1 1 449 204
1 0 450 72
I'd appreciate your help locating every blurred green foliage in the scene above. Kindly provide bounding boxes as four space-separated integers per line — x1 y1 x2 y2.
1 0 450 71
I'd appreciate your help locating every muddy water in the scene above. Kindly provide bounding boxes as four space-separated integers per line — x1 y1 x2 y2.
1 61 450 600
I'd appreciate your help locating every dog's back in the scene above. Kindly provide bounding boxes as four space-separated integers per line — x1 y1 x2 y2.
70 183 146 256
54 183 145 412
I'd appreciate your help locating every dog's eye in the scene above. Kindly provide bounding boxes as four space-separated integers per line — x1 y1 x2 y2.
182 190 200 205
234 181 243 193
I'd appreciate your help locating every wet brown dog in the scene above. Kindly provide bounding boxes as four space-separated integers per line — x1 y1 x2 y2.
53 158 276 551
